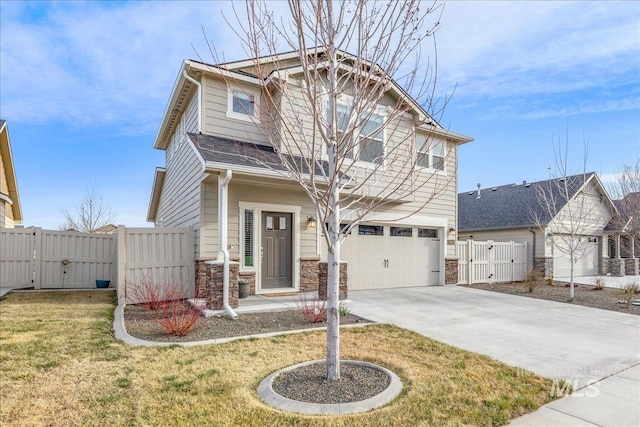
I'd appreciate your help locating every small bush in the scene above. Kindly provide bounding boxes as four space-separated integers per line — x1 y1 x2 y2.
129 275 201 336
523 269 542 293
546 277 555 287
338 302 350 316
155 301 202 336
618 282 640 308
592 277 606 290
295 294 327 323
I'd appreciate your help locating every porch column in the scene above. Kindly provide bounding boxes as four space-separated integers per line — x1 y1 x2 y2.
615 235 621 258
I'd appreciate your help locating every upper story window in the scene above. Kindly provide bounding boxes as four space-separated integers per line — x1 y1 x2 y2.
330 102 385 165
227 85 260 122
416 134 445 171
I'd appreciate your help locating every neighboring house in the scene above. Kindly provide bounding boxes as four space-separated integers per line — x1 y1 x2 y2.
147 50 472 308
0 120 23 228
604 192 640 276
458 173 620 278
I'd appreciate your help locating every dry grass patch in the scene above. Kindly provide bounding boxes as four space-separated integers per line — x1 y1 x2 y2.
1 291 555 426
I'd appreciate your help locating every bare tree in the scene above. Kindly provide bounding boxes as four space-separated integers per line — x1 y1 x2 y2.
608 158 640 256
533 133 602 299
61 188 116 233
213 0 452 380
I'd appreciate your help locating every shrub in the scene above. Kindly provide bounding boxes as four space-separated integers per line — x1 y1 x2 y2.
592 277 606 290
522 269 542 293
128 275 201 336
155 300 202 336
295 294 327 323
546 277 555 287
127 275 186 310
338 302 350 316
618 282 640 308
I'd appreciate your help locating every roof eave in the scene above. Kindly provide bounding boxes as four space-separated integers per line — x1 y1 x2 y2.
146 168 166 222
0 121 23 223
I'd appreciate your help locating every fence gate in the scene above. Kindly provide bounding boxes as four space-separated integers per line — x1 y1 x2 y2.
457 240 528 285
1 226 194 295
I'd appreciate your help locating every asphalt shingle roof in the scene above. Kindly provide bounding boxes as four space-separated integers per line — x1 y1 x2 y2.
458 172 595 231
188 133 346 179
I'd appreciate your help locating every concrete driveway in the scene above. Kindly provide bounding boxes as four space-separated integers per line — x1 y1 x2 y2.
349 286 640 426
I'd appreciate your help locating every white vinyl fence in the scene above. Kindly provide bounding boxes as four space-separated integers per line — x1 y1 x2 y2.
0 226 194 303
457 240 528 284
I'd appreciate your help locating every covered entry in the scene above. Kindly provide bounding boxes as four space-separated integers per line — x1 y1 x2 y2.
339 224 442 290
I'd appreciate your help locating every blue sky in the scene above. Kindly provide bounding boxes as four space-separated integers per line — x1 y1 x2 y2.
1 1 638 229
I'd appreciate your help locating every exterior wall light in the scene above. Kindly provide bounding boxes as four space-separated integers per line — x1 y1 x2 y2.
448 227 456 238
308 217 317 229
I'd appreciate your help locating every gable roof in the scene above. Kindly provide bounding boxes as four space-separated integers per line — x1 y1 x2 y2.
458 172 615 231
605 192 640 232
0 119 23 224
153 50 473 150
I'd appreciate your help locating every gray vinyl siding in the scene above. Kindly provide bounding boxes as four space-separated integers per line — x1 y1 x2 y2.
155 95 204 252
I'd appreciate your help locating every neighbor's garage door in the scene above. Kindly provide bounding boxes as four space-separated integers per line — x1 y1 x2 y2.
340 224 441 290
553 237 599 277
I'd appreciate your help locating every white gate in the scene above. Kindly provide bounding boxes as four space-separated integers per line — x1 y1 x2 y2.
457 240 528 284
0 228 34 286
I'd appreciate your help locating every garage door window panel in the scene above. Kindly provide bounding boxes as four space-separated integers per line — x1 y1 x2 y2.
359 225 384 236
390 227 413 237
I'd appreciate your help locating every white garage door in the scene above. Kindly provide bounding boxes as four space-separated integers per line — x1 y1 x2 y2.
553 237 599 277
339 225 441 290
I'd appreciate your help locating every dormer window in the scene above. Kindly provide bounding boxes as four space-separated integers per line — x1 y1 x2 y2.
227 85 259 122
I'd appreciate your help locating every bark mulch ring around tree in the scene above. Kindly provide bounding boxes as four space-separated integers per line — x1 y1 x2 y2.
463 281 640 315
124 304 372 343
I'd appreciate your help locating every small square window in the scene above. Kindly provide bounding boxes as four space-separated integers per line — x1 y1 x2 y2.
232 90 255 116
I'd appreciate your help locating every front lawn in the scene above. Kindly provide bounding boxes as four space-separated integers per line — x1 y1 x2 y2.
0 291 555 426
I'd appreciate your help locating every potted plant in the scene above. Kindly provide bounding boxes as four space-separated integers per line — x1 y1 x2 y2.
238 279 250 299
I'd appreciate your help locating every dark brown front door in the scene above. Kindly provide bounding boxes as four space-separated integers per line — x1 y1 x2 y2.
261 212 293 289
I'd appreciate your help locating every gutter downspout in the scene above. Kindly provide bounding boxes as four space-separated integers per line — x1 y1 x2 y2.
529 228 536 270
218 169 237 319
182 69 202 134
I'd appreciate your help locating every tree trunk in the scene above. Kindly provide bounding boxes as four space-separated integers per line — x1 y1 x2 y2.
569 253 575 299
325 162 341 381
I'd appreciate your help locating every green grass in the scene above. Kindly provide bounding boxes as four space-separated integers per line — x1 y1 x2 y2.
0 291 556 426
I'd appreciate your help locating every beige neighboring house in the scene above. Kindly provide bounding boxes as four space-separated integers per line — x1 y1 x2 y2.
0 120 23 228
147 51 472 307
458 173 622 278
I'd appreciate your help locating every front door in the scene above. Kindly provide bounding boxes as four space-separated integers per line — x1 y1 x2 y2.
261 212 293 289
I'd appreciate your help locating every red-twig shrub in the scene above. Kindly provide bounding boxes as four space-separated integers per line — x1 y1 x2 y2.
127 275 185 309
295 294 327 323
128 275 201 336
155 300 202 336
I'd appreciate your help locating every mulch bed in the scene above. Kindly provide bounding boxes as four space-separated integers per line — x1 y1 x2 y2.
124 304 371 343
272 361 390 404
463 282 640 315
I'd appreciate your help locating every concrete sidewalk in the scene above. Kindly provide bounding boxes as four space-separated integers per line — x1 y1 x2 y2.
348 286 640 427
0 285 33 298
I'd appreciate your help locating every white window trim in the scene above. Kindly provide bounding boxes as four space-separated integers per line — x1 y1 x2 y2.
416 133 447 175
323 94 388 168
226 84 260 123
238 201 301 294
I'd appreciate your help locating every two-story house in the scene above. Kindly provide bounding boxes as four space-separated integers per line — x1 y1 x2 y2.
0 120 23 228
147 50 472 308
